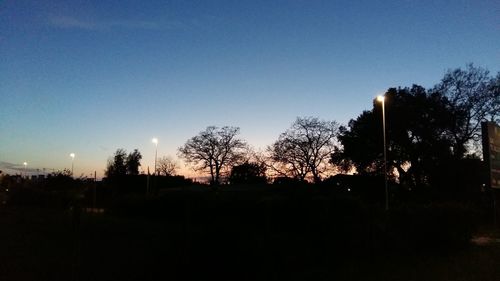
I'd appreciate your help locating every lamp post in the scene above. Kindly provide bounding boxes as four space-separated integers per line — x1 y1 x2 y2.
377 95 389 211
23 162 27 178
70 153 75 176
152 138 158 175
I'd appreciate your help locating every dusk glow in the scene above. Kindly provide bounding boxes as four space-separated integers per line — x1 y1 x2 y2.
1 1 498 178
1 2 499 279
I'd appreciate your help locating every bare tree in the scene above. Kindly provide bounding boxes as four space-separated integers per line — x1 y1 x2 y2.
267 140 310 181
156 156 178 176
178 126 248 185
268 117 339 183
433 64 500 157
489 72 500 124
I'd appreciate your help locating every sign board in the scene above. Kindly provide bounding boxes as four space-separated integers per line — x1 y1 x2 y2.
482 122 500 189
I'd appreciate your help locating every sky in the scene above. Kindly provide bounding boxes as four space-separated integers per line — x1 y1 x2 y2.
1 0 499 178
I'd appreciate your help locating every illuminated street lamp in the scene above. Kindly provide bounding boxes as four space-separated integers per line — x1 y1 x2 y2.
377 95 389 211
152 138 158 175
70 153 75 176
23 162 28 178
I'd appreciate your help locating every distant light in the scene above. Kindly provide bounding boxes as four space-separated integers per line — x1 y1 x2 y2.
70 153 75 158
347 188 351 192
23 162 27 166
152 138 158 145
376 95 385 102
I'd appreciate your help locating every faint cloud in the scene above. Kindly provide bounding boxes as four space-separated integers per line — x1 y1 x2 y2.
0 161 27 175
0 161 53 175
0 161 18 170
47 15 169 31
48 16 98 30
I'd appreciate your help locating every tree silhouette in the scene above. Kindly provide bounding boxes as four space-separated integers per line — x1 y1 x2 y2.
178 126 248 185
229 162 267 184
156 156 178 176
268 117 339 183
105 148 142 177
489 72 500 124
433 64 500 157
333 85 457 187
44 169 77 191
105 149 127 177
332 110 382 175
126 149 142 175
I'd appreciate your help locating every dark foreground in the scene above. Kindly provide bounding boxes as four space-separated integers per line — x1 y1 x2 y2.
1 201 500 281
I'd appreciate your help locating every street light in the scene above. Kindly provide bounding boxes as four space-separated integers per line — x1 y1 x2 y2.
70 153 75 176
152 138 158 175
23 162 27 178
377 95 389 211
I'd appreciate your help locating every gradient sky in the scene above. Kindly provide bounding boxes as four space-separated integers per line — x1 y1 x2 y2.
1 0 499 178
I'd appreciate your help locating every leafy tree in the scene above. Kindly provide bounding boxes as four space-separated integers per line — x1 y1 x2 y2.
105 149 127 177
44 169 76 190
229 162 267 185
333 85 456 187
105 148 142 177
126 149 142 175
433 64 500 157
49 169 73 178
332 110 382 175
268 117 339 183
178 126 248 185
156 156 178 176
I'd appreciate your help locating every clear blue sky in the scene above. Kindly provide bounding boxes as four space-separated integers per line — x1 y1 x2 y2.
1 0 499 178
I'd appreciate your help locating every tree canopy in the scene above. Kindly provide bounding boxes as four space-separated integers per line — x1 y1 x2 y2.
105 148 142 177
156 156 178 176
333 64 499 188
433 63 500 157
229 162 267 185
268 117 339 183
101 64 497 188
126 149 142 175
333 85 457 187
178 126 248 185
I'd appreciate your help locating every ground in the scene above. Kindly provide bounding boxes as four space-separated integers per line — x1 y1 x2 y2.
1 206 499 281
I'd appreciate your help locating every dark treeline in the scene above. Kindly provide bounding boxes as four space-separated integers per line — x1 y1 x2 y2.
1 62 498 222
0 63 499 280
102 63 498 189
1 63 496 218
